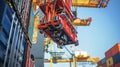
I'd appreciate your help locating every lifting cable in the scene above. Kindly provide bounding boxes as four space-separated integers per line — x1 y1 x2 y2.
64 46 73 56
62 48 70 59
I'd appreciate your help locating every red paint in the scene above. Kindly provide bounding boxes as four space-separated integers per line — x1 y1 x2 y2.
102 64 107 67
115 63 120 67
105 48 112 59
111 43 120 56
28 58 34 67
38 0 78 46
105 43 120 59
25 43 31 67
97 60 102 66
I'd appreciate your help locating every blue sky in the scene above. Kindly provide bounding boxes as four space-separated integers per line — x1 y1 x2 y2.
76 0 120 59
45 0 120 67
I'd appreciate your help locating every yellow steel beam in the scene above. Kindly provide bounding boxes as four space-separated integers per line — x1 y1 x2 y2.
73 18 92 26
44 57 99 63
73 56 77 67
50 39 53 67
72 0 109 8
72 0 99 7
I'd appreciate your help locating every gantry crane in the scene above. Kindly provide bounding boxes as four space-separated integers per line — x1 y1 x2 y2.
44 48 100 67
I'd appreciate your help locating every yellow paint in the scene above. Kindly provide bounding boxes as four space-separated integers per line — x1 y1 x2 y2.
73 56 77 67
106 57 114 67
50 56 53 67
50 38 52 67
33 0 37 2
32 15 39 44
72 0 89 4
72 0 100 7
73 19 90 26
44 37 51 46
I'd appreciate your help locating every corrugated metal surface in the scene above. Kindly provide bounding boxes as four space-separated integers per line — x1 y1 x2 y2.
0 0 6 23
106 57 114 67
21 0 32 30
111 43 120 56
101 58 106 64
25 44 31 67
0 3 14 66
9 0 24 13
97 60 102 66
113 52 120 64
0 2 29 67
8 0 32 30
102 64 107 67
115 63 120 67
28 58 34 67
105 48 112 59
105 43 120 59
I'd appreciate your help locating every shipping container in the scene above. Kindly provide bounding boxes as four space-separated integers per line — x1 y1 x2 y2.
21 0 32 30
0 3 29 67
105 43 120 59
98 66 102 67
0 0 6 23
8 0 24 13
28 58 34 67
0 3 14 66
105 48 112 59
113 52 120 64
6 0 32 31
101 58 106 64
97 60 102 66
111 43 120 56
25 43 31 67
115 63 120 67
102 64 107 67
106 57 114 67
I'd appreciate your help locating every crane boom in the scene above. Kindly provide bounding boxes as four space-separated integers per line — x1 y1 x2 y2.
72 0 109 8
44 57 99 63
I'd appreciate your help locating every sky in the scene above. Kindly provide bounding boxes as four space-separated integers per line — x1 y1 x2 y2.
45 0 120 67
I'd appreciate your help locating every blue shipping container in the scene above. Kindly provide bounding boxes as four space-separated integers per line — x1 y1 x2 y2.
0 45 5 61
0 0 6 23
113 52 120 64
0 2 28 67
0 2 14 47
101 57 106 64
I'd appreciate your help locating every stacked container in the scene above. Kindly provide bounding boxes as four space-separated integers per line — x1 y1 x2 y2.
97 43 120 67
97 58 106 67
112 43 120 67
101 58 107 67
7 0 32 31
21 0 32 30
0 0 34 67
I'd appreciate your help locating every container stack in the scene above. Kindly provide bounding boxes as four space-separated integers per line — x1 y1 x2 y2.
97 43 120 67
8 0 32 31
0 0 35 67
